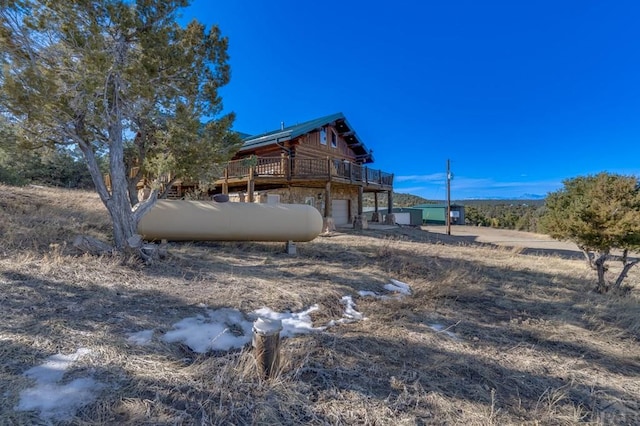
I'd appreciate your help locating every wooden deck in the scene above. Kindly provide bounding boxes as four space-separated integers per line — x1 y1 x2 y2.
216 156 393 193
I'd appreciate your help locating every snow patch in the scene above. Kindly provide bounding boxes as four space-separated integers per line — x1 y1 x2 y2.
163 286 412 354
22 348 91 385
127 330 154 345
252 305 324 337
429 323 460 340
340 295 364 320
384 279 412 295
163 308 253 353
360 278 413 299
327 296 366 327
162 305 327 353
17 378 105 421
16 348 105 421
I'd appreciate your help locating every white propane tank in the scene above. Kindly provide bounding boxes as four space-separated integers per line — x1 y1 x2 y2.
137 200 323 242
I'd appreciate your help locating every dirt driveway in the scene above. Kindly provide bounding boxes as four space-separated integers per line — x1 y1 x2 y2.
420 225 584 259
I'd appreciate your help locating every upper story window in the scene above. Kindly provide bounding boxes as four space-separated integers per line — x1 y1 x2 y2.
331 129 338 148
320 128 327 145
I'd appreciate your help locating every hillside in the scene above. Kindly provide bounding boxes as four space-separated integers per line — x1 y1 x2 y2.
1 184 639 425
363 191 430 207
364 193 546 231
363 192 545 210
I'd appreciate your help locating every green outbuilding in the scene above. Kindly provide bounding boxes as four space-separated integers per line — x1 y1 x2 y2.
363 207 423 226
412 203 465 225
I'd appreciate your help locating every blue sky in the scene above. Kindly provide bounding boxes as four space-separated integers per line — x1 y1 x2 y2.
183 0 640 200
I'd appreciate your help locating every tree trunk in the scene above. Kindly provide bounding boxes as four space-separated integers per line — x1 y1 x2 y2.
128 176 140 206
594 254 609 293
75 65 152 254
107 122 139 250
613 249 640 292
578 245 596 269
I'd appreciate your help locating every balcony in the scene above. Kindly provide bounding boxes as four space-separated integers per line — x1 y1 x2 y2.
218 155 393 191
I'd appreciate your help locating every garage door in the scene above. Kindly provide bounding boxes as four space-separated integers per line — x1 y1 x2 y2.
394 212 411 225
332 199 349 225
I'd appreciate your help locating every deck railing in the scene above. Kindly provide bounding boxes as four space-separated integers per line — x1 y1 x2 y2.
222 155 393 187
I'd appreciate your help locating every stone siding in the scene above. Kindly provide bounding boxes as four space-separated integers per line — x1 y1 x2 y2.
228 184 360 222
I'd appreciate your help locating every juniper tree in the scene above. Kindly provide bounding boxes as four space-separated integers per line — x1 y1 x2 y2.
0 0 241 254
540 172 640 294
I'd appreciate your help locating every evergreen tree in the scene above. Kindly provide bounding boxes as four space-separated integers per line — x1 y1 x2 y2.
540 173 640 293
0 117 22 185
1 0 241 255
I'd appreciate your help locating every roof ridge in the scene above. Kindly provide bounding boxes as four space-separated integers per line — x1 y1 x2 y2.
244 112 344 141
236 112 374 164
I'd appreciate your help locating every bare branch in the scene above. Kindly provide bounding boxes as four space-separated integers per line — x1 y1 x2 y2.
132 188 158 223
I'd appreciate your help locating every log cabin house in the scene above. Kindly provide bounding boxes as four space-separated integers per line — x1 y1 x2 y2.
213 112 395 230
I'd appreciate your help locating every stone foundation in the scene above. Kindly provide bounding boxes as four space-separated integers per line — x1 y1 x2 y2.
323 217 336 233
353 215 368 230
384 213 396 225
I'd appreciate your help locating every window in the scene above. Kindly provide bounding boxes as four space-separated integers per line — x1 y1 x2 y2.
320 128 327 145
331 129 338 148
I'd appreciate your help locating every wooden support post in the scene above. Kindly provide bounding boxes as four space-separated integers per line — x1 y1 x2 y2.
288 154 293 180
222 168 229 195
252 318 283 379
281 152 290 180
354 185 367 230
372 192 380 222
248 166 255 203
384 190 396 225
324 182 331 218
323 181 335 232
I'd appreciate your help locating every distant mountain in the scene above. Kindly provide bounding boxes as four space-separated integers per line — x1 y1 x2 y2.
519 193 546 200
458 198 546 207
455 194 546 202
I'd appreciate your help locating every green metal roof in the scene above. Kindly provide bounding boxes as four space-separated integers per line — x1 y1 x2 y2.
234 131 253 139
238 112 374 163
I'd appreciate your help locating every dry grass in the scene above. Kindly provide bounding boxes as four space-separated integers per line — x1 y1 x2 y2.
1 184 639 425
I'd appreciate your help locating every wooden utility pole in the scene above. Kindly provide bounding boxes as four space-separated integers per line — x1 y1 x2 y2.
446 159 451 236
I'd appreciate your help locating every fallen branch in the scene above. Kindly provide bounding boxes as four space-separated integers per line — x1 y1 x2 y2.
72 235 114 256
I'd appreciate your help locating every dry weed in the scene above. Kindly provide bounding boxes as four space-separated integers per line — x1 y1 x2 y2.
1 185 639 425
